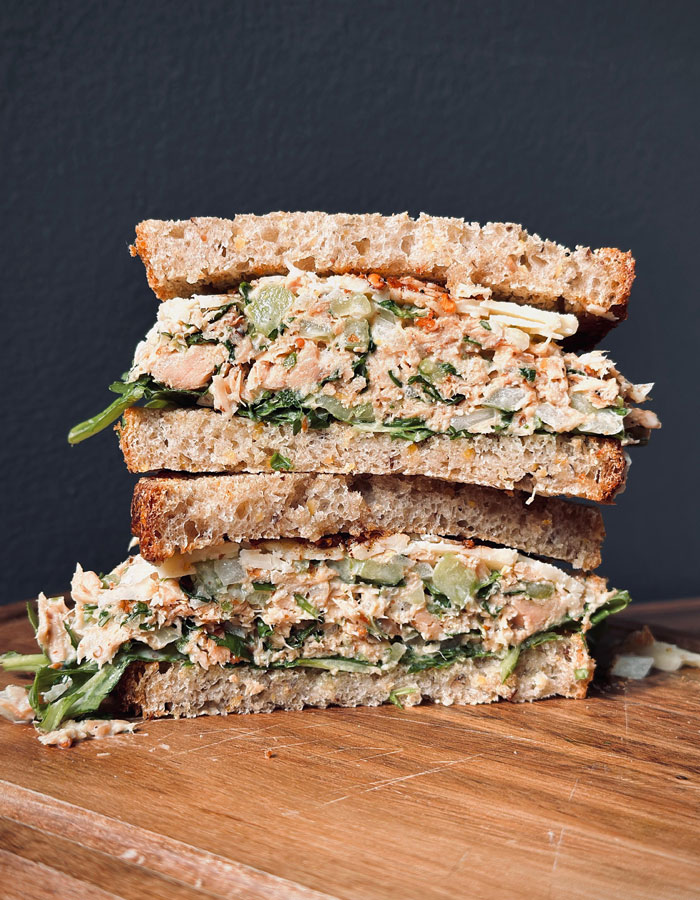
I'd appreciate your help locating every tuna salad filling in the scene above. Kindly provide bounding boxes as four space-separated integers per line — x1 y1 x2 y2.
69 271 658 444
1 535 629 732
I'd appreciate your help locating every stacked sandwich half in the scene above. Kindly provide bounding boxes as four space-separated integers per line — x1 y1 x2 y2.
2 213 658 742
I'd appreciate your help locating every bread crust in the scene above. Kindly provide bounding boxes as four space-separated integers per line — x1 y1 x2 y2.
130 472 604 569
131 213 634 341
118 408 628 504
117 635 593 719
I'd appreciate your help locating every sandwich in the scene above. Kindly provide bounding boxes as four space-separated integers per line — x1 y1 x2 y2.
1 473 629 745
68 215 658 502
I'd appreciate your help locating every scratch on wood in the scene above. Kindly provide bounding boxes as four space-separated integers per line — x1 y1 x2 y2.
319 754 483 807
552 826 566 873
568 776 580 803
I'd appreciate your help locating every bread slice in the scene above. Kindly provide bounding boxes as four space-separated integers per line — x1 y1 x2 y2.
131 213 634 341
131 473 604 569
118 407 628 503
117 634 593 719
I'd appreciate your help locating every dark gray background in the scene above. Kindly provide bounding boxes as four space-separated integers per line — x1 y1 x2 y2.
1 0 697 604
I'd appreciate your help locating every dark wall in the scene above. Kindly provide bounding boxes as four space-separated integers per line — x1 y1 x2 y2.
1 1 697 603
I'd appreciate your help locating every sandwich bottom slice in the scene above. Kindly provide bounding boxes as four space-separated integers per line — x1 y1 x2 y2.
1 533 630 743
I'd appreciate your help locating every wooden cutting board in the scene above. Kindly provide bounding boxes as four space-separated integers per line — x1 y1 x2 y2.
1 600 699 900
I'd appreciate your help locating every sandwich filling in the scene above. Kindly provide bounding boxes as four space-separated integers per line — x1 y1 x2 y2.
4 535 629 733
69 271 658 444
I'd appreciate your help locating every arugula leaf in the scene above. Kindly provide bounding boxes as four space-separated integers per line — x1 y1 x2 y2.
500 647 520 682
285 620 325 649
388 686 418 709
378 299 427 320
68 376 209 445
269 452 293 471
256 618 274 640
238 282 252 304
589 590 631 626
407 373 465 406
424 583 452 616
207 300 238 323
404 644 493 673
356 417 435 443
184 332 218 347
210 631 253 662
26 600 39 635
278 657 378 674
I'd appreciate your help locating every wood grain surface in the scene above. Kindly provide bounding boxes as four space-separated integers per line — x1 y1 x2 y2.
1 600 699 900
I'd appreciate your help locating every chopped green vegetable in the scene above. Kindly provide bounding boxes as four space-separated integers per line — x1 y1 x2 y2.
331 292 373 318
431 555 478 609
282 351 297 369
294 594 321 619
330 557 406 586
26 600 38 635
462 336 482 347
524 582 555 600
388 369 403 388
343 318 370 352
207 300 238 323
238 282 252 303
269 452 293 471
417 358 458 382
480 319 492 331
252 582 276 592
519 367 536 382
246 284 293 336
574 668 590 681
0 652 49 673
184 331 217 347
256 619 274 640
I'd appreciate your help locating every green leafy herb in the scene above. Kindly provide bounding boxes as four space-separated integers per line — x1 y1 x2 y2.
207 300 238 323
589 591 631 626
405 644 493 673
256 618 274 640
519 367 536 382
97 609 111 627
269 452 293 471
407 373 465 406
238 282 252 303
278 657 377 674
210 631 253 662
123 601 150 623
378 299 427 320
285 621 325 649
388 369 403 388
320 370 342 386
184 332 218 347
480 319 492 331
26 600 39 635
500 647 520 682
63 621 81 649
425 583 453 616
282 351 297 369
388 686 418 709
463 336 482 348
356 416 435 443
294 594 321 619
68 376 208 445
493 411 515 434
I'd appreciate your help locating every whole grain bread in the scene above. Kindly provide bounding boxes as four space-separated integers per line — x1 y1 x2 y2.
118 408 628 503
117 635 593 719
131 213 634 341
131 473 604 569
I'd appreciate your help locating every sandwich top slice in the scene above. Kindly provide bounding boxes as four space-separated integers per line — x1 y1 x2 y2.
131 472 605 570
131 212 635 343
70 270 657 499
3 532 629 741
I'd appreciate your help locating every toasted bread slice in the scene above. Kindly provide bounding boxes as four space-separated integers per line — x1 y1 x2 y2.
117 634 593 719
118 407 627 504
131 213 634 342
131 473 604 569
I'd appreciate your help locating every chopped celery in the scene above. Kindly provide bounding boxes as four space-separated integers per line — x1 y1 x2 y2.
246 285 293 336
431 555 479 608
